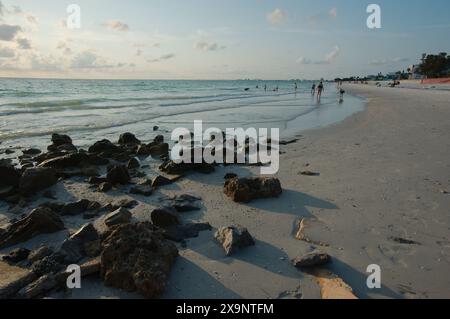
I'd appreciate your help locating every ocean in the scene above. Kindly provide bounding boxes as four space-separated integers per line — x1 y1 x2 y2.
0 78 365 150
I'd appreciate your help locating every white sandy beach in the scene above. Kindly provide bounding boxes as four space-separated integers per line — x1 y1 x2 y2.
1 84 450 299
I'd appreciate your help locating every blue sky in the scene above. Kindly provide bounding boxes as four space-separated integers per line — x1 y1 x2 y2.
0 0 449 79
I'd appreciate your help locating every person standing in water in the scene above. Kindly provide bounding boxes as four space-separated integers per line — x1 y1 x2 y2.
311 83 316 95
317 81 324 99
294 82 298 91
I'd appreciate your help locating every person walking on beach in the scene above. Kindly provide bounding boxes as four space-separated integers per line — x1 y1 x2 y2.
317 81 324 99
339 88 345 103
264 84 267 91
294 82 298 91
311 83 316 95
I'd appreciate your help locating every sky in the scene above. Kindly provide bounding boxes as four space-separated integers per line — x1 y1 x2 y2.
0 0 449 80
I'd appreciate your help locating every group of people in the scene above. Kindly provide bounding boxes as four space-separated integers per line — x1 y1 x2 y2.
253 80 344 103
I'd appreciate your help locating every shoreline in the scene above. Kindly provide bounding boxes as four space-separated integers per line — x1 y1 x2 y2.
1 84 450 299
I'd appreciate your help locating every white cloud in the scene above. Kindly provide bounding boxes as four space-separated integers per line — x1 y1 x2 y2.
160 53 175 60
102 20 129 32
30 54 63 72
297 45 340 65
0 1 4 17
16 37 31 49
26 14 38 25
325 45 340 63
0 46 15 58
147 53 175 63
329 8 337 19
70 51 114 69
195 41 225 51
0 24 21 41
56 41 73 55
267 9 286 25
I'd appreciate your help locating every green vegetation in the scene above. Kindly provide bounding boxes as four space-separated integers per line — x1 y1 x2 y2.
418 52 450 78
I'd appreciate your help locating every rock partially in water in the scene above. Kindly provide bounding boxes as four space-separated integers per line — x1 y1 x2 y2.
118 133 141 146
88 139 119 154
215 226 255 256
224 177 282 203
0 207 65 249
127 157 140 169
100 222 178 298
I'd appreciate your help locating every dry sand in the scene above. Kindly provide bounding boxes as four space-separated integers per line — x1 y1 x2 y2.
1 84 449 299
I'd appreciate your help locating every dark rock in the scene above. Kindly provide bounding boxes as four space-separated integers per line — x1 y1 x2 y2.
0 165 21 187
60 224 99 263
215 226 255 256
149 143 169 158
0 261 37 299
389 237 421 245
88 139 119 154
98 182 113 193
110 199 138 211
60 199 92 216
153 135 164 144
51 134 72 147
0 185 16 199
19 167 58 195
18 274 57 299
82 166 100 177
22 148 42 156
88 176 108 185
31 253 66 276
151 207 180 227
28 246 53 264
48 143 77 153
136 144 152 156
292 252 331 268
300 171 320 176
169 194 201 212
151 175 173 188
127 157 140 169
0 207 65 249
118 133 141 145
159 160 215 175
106 165 130 185
100 222 178 298
224 173 238 180
130 183 153 197
42 190 56 199
163 223 212 242
2 248 31 264
224 177 282 203
153 126 159 131
105 208 132 227
38 152 88 169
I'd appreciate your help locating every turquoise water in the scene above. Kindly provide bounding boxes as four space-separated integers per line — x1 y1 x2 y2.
0 78 364 149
